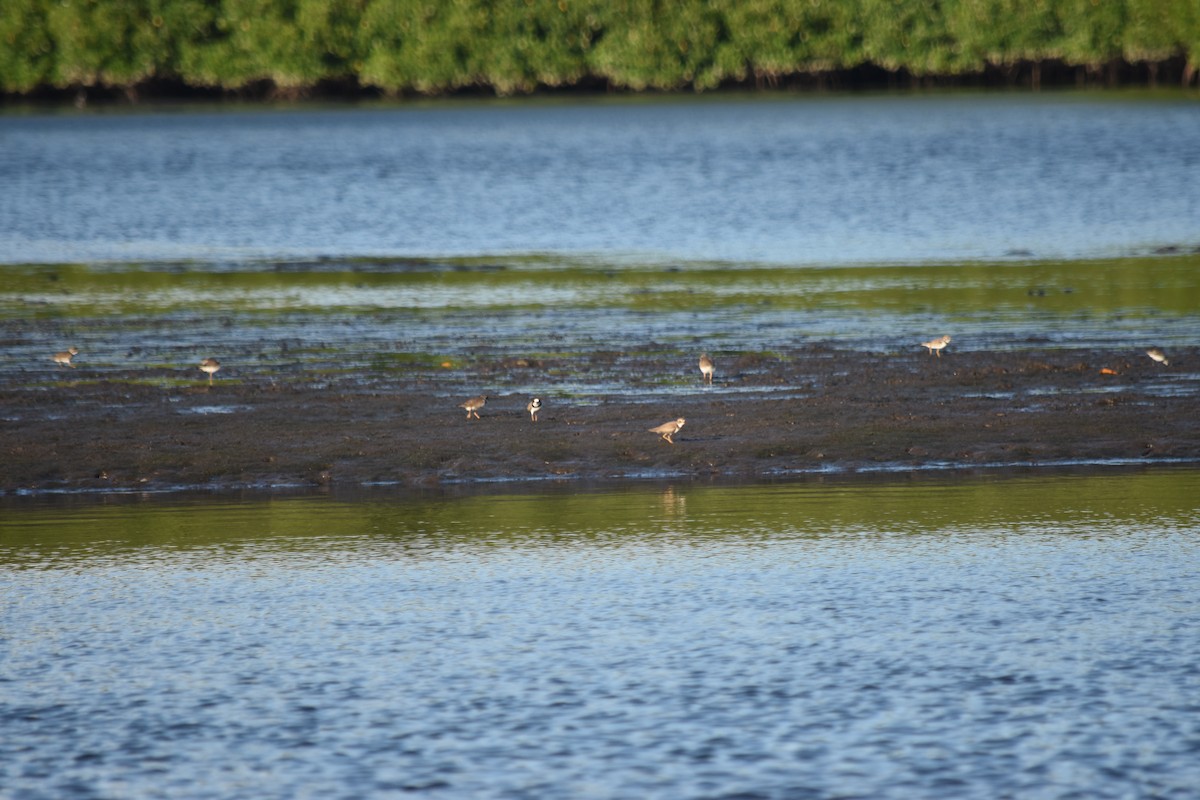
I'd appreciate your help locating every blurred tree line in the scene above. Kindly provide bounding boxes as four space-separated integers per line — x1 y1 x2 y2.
2 0 1197 97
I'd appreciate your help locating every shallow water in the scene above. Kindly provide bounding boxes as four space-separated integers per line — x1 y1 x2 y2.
3 469 1200 798
3 256 1199 391
3 92 1199 389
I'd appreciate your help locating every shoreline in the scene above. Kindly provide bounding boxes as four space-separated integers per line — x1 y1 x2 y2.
5 75 1199 116
4 346 1197 498
4 57 1197 108
5 459 1199 503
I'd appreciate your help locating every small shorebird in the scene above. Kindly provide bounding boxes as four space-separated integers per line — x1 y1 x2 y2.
459 394 488 420
199 357 221 385
1146 347 1170 366
649 417 686 444
698 353 715 384
527 397 542 422
52 347 79 368
921 335 952 357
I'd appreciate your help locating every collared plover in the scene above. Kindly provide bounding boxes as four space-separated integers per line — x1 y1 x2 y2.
649 417 686 444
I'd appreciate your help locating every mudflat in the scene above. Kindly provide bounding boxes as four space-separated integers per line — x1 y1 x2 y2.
3 345 1196 494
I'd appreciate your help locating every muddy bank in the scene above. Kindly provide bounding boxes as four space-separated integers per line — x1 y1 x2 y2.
2 346 1197 495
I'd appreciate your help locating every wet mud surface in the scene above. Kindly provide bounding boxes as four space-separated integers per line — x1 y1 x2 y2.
3 345 1198 494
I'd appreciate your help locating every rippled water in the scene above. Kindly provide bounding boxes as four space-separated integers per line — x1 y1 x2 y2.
4 470 1200 798
3 92 1199 384
2 92 1198 267
4 93 1199 798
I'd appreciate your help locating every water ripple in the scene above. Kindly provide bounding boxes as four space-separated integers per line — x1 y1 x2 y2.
3 473 1200 797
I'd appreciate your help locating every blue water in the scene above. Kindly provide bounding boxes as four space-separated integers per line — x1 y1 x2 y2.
2 92 1198 267
3 472 1200 798
4 93 1200 800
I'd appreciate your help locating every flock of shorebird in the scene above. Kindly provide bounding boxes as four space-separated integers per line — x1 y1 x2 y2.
454 389 689 443
50 338 1173 446
53 348 224 385
449 338 1172 445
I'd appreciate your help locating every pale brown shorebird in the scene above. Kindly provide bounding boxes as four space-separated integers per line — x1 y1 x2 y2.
199 357 221 386
921 335 952 357
459 394 488 420
698 353 715 384
1146 347 1170 366
52 347 79 368
527 397 542 422
649 417 686 444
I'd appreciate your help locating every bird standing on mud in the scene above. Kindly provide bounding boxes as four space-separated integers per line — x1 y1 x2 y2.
527 397 542 422
199 357 220 385
921 335 951 357
1146 347 1169 366
459 395 488 420
698 353 715 384
649 417 686 444
53 347 79 368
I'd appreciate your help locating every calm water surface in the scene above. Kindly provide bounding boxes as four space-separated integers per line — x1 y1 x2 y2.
2 92 1199 267
4 470 1200 798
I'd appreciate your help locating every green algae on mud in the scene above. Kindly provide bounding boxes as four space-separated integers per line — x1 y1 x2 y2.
3 254 1199 493
4 253 1200 316
3 254 1199 383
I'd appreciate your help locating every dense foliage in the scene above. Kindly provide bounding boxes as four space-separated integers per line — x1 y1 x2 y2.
2 0 1198 95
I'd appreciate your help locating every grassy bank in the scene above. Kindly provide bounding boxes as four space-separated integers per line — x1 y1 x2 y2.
2 0 1198 100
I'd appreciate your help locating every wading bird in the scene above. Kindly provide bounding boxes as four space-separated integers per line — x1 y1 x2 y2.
921 335 951 357
649 417 686 444
1146 347 1169 366
199 357 221 385
459 395 488 420
53 347 79 368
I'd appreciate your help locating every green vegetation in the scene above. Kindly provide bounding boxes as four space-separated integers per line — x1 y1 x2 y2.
2 0 1198 97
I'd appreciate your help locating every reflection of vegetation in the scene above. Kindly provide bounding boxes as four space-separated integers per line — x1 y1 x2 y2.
1 1 1197 96
3 468 1199 569
3 254 1198 318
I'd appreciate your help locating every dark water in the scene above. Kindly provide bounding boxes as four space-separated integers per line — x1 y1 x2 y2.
2 92 1199 267
3 470 1200 798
